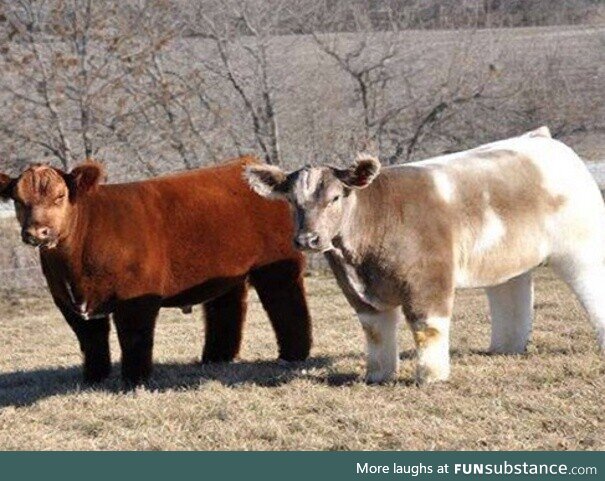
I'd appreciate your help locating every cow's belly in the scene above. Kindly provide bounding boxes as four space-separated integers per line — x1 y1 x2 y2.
161 275 246 307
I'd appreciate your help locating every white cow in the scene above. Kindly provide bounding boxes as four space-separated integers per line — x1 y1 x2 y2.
246 127 605 384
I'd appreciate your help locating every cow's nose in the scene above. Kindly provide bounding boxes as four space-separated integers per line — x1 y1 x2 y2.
307 234 320 249
21 227 51 246
21 229 38 246
295 232 320 250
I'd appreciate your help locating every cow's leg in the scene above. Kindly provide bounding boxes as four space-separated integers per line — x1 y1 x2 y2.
113 297 161 386
406 315 452 384
250 259 312 361
358 308 402 383
57 303 111 383
403 279 454 385
551 258 605 351
201 283 248 363
486 272 534 354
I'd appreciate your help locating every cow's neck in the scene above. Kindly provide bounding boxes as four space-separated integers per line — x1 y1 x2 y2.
335 187 382 261
41 198 111 319
327 191 373 290
324 189 390 312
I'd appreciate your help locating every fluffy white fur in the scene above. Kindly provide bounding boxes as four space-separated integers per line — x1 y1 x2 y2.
358 309 402 383
415 316 451 384
486 272 534 353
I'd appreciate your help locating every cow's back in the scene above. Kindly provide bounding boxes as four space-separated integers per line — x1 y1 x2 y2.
374 136 605 289
69 157 298 303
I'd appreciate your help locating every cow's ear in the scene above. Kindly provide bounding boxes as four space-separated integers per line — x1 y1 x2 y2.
244 164 289 199
65 161 105 199
0 173 16 200
334 154 381 189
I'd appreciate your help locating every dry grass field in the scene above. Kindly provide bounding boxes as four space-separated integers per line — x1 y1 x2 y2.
0 267 603 451
2 151 604 452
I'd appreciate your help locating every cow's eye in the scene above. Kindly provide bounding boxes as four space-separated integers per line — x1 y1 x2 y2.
330 195 341 204
54 194 65 205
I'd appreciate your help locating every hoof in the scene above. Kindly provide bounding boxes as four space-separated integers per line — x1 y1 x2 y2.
277 351 310 362
365 369 396 385
416 364 450 385
83 366 111 385
488 344 527 355
120 375 150 391
201 354 236 364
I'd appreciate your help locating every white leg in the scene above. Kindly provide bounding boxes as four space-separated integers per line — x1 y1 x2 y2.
486 272 534 354
410 316 451 384
358 308 401 383
551 260 605 351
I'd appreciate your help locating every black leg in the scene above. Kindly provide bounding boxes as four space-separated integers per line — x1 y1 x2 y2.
202 283 248 363
57 303 111 384
113 297 161 386
250 260 312 361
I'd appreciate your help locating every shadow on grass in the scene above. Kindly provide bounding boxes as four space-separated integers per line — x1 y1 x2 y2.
0 355 359 408
0 364 84 408
5 347 519 406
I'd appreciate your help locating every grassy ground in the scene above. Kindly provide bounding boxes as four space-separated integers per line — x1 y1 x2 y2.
0 267 603 450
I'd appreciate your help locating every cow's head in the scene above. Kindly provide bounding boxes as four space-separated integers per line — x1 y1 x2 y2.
245 155 380 252
0 162 104 249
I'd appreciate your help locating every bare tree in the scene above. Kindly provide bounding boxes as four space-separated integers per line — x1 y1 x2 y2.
190 0 290 165
0 0 601 178
0 0 76 169
309 4 507 164
0 0 195 174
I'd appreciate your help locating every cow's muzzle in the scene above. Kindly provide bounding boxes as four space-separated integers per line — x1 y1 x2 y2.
21 228 56 248
294 232 322 251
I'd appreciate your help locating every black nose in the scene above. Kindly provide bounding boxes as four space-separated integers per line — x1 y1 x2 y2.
21 231 38 246
295 232 320 250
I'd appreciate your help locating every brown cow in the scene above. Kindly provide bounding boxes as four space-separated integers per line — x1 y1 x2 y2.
0 157 312 385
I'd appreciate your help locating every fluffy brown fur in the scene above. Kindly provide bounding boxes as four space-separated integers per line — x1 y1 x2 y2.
1 157 312 385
